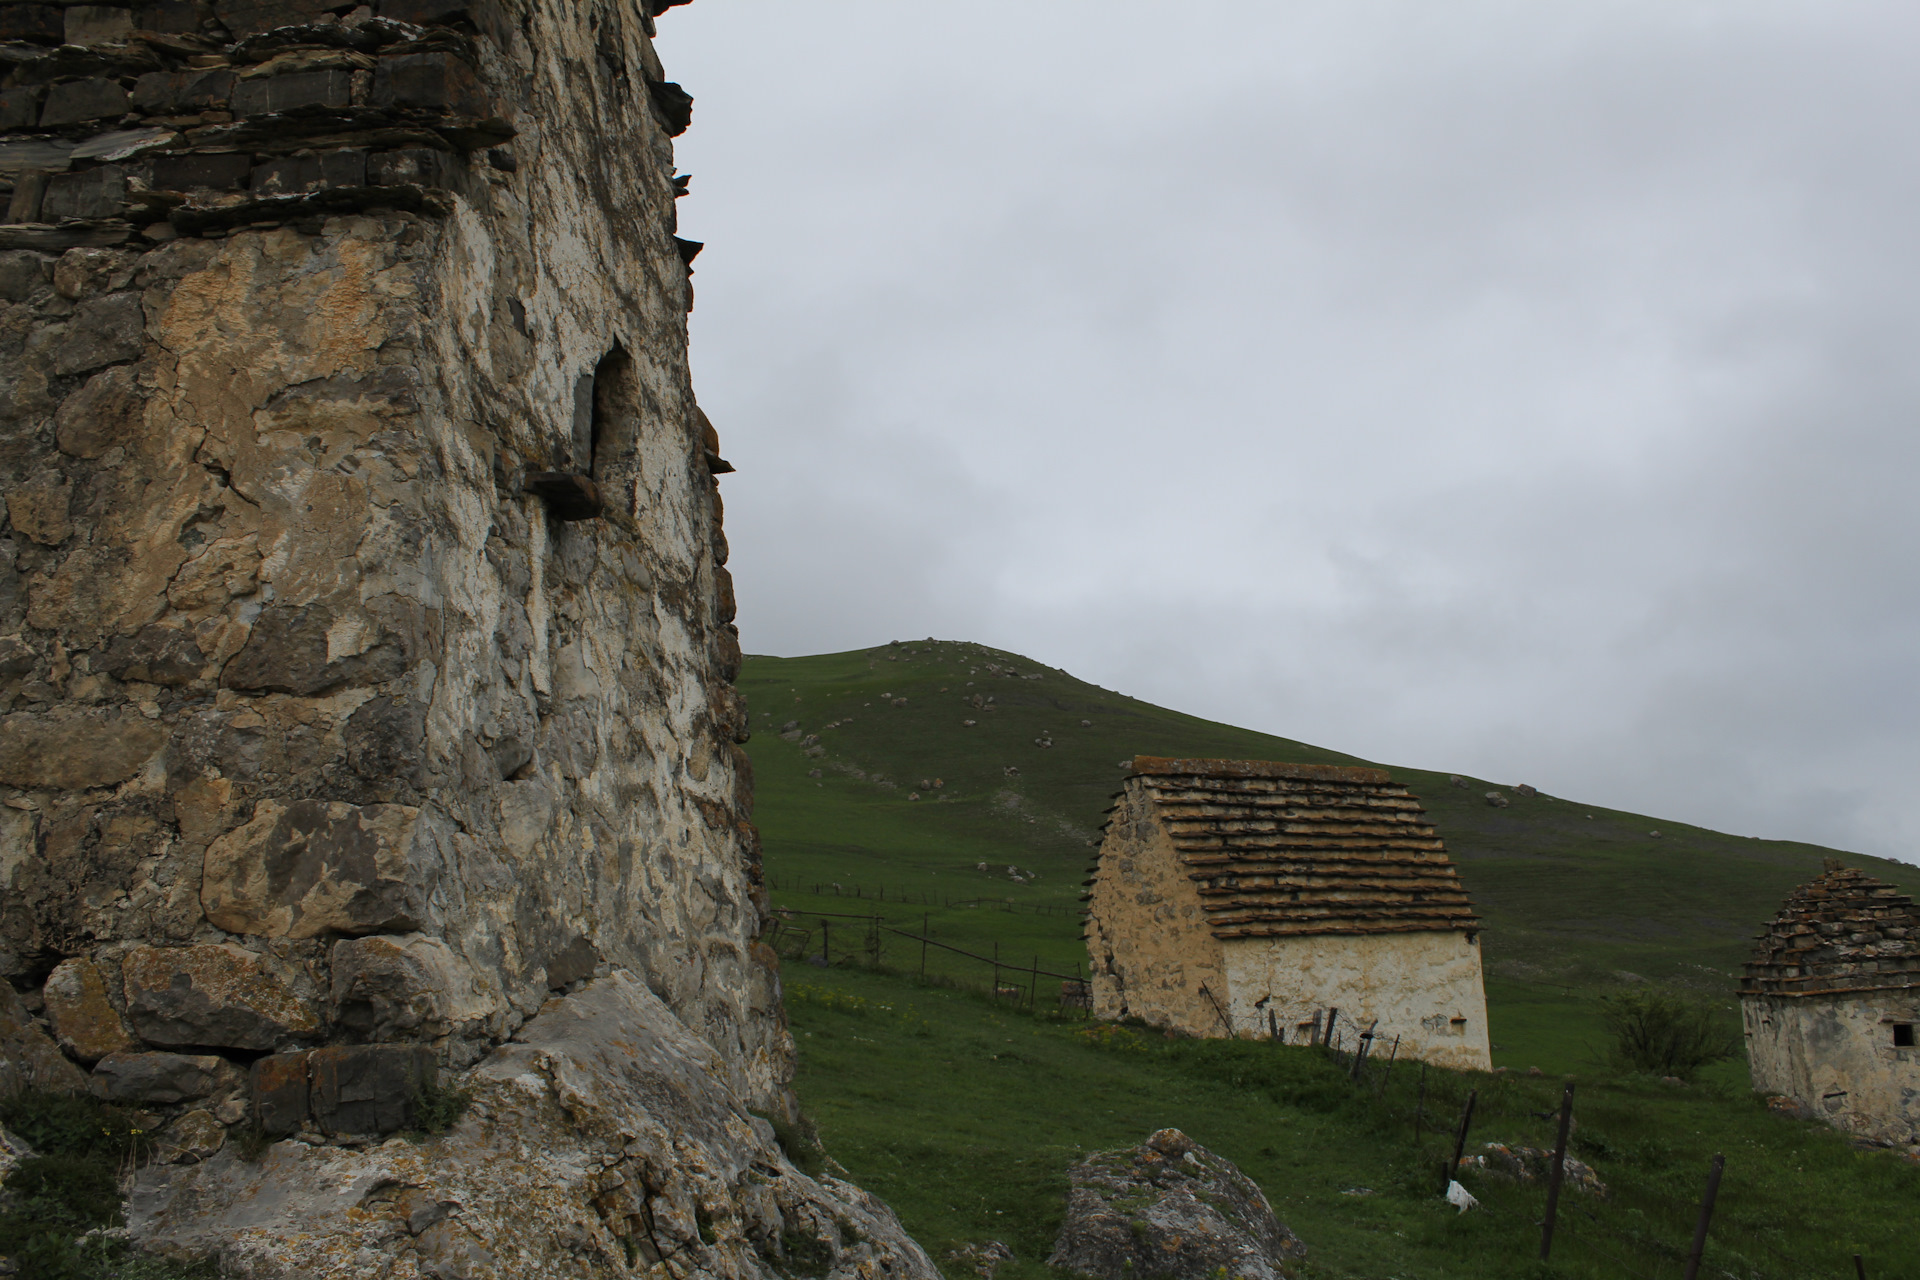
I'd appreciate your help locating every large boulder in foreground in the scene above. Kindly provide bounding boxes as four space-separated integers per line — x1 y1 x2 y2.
128 971 938 1280
1047 1129 1305 1280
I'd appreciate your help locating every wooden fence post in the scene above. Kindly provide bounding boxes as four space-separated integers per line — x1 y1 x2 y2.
1681 1154 1725 1280
1323 1007 1339 1049
1443 1089 1478 1193
1538 1083 1575 1261
1414 1061 1428 1139
1375 1035 1401 1097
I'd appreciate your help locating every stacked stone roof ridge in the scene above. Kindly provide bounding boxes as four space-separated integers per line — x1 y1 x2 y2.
1740 864 1920 998
1122 756 1480 940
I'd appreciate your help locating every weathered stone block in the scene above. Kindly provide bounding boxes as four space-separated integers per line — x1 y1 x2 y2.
0 980 88 1096
159 1108 225 1163
648 80 693 138
44 958 138 1062
330 934 486 1040
121 944 321 1051
366 147 451 187
40 80 132 129
41 166 128 222
90 1050 228 1104
372 52 487 116
131 69 236 115
250 149 366 194
0 88 42 132
308 1043 433 1134
0 708 169 790
543 936 598 990
201 798 430 939
249 1050 309 1134
56 364 142 458
221 604 405 696
151 152 253 191
54 291 145 375
231 69 354 117
6 474 72 546
135 1 206 35
0 5 64 44
96 625 207 686
65 6 137 46
342 696 427 784
212 0 339 37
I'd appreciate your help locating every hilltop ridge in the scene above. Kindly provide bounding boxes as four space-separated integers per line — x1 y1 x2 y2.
741 639 1913 1018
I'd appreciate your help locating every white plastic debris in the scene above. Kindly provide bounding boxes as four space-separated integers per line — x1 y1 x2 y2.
1445 1180 1480 1213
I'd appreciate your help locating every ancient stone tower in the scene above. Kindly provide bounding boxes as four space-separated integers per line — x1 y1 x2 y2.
1741 863 1920 1146
0 2 934 1274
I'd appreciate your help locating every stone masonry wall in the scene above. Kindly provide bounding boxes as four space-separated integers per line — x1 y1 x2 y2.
1085 780 1228 1035
1 0 785 1146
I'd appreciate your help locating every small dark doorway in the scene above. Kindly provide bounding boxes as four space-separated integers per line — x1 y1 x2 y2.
1894 1024 1915 1048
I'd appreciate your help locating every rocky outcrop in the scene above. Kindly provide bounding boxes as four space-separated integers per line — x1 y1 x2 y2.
1046 1128 1306 1280
131 971 937 1280
0 0 871 1273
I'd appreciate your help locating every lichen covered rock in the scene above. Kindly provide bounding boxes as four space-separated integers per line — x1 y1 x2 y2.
130 972 939 1280
1047 1128 1305 1280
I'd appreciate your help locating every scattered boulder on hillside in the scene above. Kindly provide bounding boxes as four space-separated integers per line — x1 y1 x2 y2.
1649 830 1663 839
1515 783 1538 797
1449 774 1469 788
1460 1143 1607 1198
1485 791 1510 808
948 1240 1015 1279
1046 1128 1306 1280
962 719 977 727
1080 719 1093 727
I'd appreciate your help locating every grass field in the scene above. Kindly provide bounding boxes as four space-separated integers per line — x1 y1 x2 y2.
784 965 1917 1280
741 640 1920 1278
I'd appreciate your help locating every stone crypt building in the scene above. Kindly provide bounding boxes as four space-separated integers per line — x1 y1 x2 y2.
1084 757 1491 1071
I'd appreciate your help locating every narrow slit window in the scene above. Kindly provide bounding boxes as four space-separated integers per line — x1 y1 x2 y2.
570 346 635 478
1895 1024 1915 1047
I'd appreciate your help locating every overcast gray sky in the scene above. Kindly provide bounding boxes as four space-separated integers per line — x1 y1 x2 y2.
659 1 1920 862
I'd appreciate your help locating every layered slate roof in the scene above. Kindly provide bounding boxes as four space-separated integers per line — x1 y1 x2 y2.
1114 757 1479 940
1740 864 1920 998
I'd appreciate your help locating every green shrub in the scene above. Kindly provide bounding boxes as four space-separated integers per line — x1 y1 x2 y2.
406 1077 474 1139
0 1091 148 1163
1597 987 1741 1080
779 1229 834 1276
0 1091 213 1279
762 1110 827 1178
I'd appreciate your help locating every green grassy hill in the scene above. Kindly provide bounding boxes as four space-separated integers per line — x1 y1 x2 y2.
742 640 1920 1279
742 639 1912 1067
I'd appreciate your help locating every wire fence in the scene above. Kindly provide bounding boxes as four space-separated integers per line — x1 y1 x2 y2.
1300 1006 1879 1280
765 873 1086 916
766 909 1091 1014
772 915 1887 1278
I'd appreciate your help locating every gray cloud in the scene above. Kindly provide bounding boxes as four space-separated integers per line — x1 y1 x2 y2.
662 1 1920 859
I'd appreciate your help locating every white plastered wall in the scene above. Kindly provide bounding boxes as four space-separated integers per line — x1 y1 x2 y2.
1743 992 1920 1145
1222 930 1492 1071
